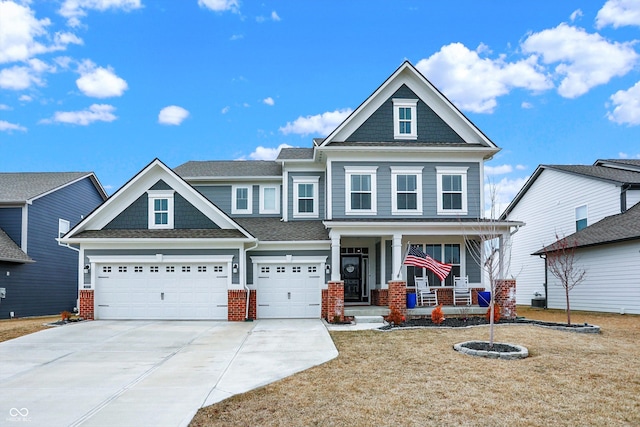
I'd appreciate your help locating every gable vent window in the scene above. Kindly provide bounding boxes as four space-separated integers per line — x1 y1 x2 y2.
147 190 174 230
393 99 418 140
576 205 588 231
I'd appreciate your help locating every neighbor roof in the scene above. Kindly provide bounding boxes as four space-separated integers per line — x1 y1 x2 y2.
0 228 33 263
235 218 329 241
276 148 315 160
174 161 282 178
533 202 640 254
0 172 101 203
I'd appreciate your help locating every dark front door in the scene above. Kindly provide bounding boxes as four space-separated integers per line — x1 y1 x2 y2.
342 255 361 302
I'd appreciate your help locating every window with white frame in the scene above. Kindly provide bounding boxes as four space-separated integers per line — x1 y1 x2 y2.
345 166 377 215
260 185 280 214
147 190 174 229
408 243 461 287
436 167 468 215
293 176 319 218
58 218 70 242
393 98 418 140
575 205 587 231
391 166 423 214
232 185 252 214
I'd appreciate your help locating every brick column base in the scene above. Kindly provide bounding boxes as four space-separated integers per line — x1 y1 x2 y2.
388 280 407 315
227 290 256 321
496 279 517 319
326 281 344 323
79 290 94 320
371 289 389 306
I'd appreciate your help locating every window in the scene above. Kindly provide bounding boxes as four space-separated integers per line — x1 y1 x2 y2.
102 266 112 273
232 185 252 214
292 266 301 273
293 176 319 218
391 167 423 214
118 266 127 273
260 185 280 214
213 266 223 273
345 166 377 215
166 266 175 273
408 243 461 287
576 205 587 231
393 98 418 140
198 266 207 272
134 266 143 273
436 167 468 215
58 219 70 239
181 266 191 273
277 266 286 273
147 190 174 229
150 266 159 273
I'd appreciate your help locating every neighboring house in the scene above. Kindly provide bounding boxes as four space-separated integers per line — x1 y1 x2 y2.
532 201 640 314
501 159 640 307
61 61 520 321
0 173 107 318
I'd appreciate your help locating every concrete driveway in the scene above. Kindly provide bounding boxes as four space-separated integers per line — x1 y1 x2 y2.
0 319 338 427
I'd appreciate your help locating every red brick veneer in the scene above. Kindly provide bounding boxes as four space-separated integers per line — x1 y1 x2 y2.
495 279 517 319
371 289 389 306
388 280 407 315
227 290 257 321
79 290 94 320
326 281 344 323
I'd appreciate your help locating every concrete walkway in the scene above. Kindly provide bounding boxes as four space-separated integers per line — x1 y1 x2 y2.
0 319 337 427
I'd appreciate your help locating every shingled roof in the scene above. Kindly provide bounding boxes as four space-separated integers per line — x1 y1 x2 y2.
0 172 97 203
545 165 640 184
533 202 640 254
174 161 282 178
235 218 329 241
0 228 33 263
276 148 314 160
71 229 248 239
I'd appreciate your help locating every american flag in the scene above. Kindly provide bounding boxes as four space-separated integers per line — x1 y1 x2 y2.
403 245 452 281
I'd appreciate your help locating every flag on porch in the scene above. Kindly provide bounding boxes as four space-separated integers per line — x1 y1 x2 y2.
403 245 452 281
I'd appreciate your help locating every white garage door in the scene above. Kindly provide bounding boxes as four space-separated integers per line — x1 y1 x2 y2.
95 262 228 320
256 263 322 318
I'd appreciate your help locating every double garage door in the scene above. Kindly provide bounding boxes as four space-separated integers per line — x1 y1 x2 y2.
95 261 229 320
256 263 323 319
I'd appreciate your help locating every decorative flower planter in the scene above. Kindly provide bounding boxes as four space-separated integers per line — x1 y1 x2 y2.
454 341 529 359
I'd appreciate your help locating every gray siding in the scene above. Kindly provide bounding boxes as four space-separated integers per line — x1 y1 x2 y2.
385 240 392 282
195 186 232 214
245 249 331 284
105 193 147 229
288 172 325 220
0 207 22 246
0 177 105 318
331 161 481 219
174 193 219 229
346 85 465 143
465 240 482 283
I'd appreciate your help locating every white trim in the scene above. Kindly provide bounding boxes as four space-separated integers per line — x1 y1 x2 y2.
326 159 333 220
232 185 253 215
88 254 234 264
282 169 289 221
393 98 418 140
293 176 319 218
391 166 423 215
250 255 328 264
259 185 280 214
575 204 588 231
147 190 175 229
345 166 377 215
58 218 70 245
436 166 468 215
21 204 28 253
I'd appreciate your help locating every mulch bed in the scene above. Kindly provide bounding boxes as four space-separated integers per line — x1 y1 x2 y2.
380 316 597 330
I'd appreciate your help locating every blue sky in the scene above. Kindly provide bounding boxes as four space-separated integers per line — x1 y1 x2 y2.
2 0 640 209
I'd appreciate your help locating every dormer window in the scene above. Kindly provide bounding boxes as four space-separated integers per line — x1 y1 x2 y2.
393 98 417 140
147 190 174 229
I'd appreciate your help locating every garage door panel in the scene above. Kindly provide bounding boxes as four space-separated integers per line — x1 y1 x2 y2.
257 263 322 319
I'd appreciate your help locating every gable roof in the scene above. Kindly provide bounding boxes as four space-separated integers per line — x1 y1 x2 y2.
533 201 640 254
0 227 33 263
276 148 315 161
594 158 640 172
0 172 107 204
174 160 281 179
62 158 254 242
318 61 498 153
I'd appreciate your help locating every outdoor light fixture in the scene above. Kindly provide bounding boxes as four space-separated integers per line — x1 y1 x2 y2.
83 264 90 274
232 263 239 274
325 264 331 274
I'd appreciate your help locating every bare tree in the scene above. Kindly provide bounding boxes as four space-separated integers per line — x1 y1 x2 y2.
543 233 586 325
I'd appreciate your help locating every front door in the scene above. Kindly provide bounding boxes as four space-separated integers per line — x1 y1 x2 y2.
342 255 361 302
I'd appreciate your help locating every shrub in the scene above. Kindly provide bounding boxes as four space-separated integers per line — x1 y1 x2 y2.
431 304 444 325
486 304 501 323
386 307 405 325
61 311 72 321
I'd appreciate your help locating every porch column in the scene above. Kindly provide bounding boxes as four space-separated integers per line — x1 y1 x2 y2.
392 234 403 280
330 232 341 282
499 231 511 279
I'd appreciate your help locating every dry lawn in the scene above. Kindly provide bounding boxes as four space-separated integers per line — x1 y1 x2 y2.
0 316 58 343
191 307 640 427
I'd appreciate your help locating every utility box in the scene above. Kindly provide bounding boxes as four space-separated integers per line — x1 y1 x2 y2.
531 297 545 308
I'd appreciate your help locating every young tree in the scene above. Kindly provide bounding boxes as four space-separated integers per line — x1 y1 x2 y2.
543 233 587 325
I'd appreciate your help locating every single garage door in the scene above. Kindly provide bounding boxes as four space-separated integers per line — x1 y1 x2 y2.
256 263 322 318
95 262 229 320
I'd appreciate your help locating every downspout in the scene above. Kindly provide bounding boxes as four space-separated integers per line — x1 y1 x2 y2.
620 183 630 213
538 254 548 309
244 240 259 321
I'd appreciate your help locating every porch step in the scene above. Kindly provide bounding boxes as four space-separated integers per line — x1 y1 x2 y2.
354 315 385 324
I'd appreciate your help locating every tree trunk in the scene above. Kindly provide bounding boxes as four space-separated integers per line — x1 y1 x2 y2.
565 286 571 326
489 299 495 348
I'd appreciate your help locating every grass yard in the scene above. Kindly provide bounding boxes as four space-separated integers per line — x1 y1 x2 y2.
0 315 58 343
191 307 640 427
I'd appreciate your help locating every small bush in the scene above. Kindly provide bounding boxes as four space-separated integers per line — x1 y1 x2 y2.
61 311 72 321
486 304 501 322
386 308 405 325
431 304 444 325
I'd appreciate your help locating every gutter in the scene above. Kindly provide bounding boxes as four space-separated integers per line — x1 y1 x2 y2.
244 240 259 321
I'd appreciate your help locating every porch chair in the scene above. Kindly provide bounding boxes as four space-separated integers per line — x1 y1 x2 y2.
415 276 438 306
453 275 472 306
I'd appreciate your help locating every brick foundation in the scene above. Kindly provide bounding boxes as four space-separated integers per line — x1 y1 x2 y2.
321 289 328 319
371 289 389 306
79 290 94 320
326 281 344 323
434 287 484 306
227 289 257 321
388 280 406 315
495 279 517 319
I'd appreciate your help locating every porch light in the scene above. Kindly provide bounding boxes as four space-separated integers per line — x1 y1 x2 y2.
325 264 331 274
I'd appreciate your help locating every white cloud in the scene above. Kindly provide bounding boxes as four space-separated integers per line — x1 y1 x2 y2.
486 176 529 217
521 23 638 98
0 104 10 110
271 11 281 21
279 108 352 136
158 105 190 125
19 94 33 102
618 152 640 159
246 143 292 161
263 97 274 106
221 106 230 114
606 81 640 125
596 0 640 29
485 164 513 176
198 0 239 13
0 1 50 64
416 43 552 113
521 101 533 109
76 60 128 98
0 63 45 90
257 10 281 22
230 34 243 41
54 31 83 46
59 0 143 27
516 164 527 171
0 120 27 132
42 104 117 125
570 9 583 22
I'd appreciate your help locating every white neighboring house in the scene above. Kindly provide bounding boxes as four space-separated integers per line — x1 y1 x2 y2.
501 159 640 307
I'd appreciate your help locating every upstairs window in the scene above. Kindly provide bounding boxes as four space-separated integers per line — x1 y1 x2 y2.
393 99 418 140
391 166 423 215
436 167 468 215
345 166 377 215
575 205 587 231
147 190 174 229
293 176 319 218
260 185 280 214
232 185 252 214
58 218 70 244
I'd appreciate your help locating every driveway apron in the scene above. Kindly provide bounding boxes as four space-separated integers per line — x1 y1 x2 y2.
0 319 337 427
